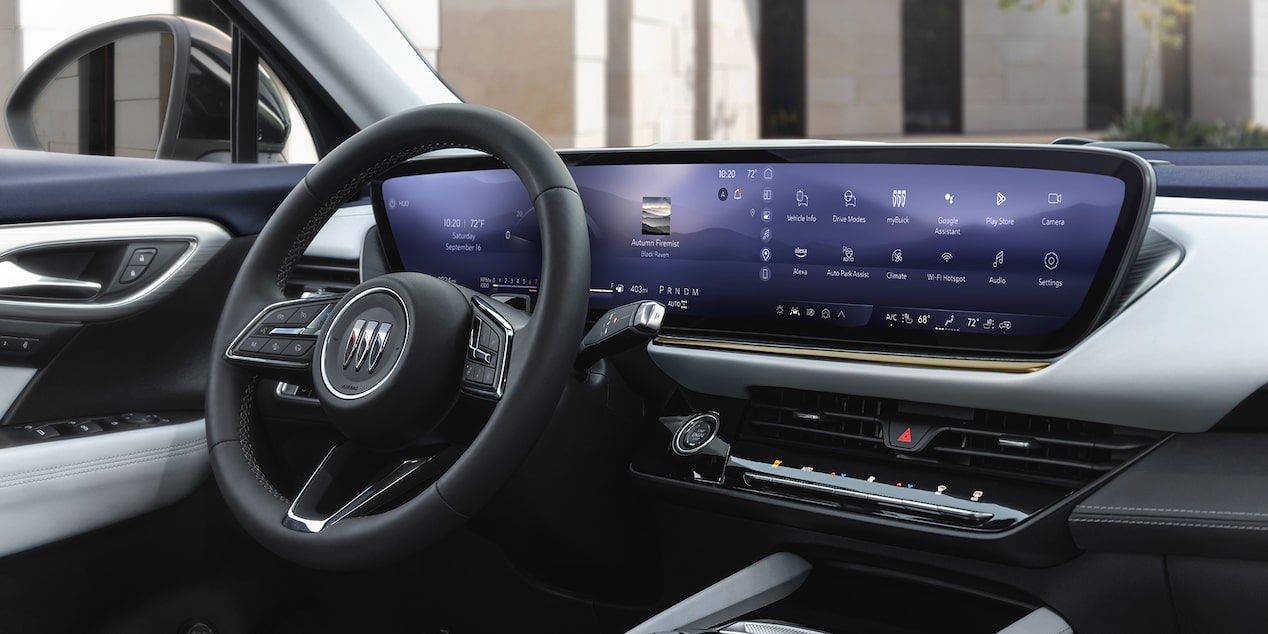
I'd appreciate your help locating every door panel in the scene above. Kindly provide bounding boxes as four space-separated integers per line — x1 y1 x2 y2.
0 149 303 558
0 419 207 557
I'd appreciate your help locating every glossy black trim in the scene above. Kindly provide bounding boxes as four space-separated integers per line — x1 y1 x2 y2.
373 145 1154 357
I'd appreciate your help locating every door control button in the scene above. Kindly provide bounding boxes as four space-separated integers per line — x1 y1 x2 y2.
30 426 59 440
65 421 104 435
119 265 147 284
127 248 157 266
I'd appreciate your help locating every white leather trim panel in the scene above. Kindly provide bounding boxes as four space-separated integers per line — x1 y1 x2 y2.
0 366 35 422
0 420 208 558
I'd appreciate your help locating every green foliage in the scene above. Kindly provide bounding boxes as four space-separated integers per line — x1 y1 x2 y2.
998 0 1076 14
1001 0 1195 109
1102 109 1268 148
999 0 1192 49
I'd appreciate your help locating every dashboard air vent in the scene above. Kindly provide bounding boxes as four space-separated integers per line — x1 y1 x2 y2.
283 256 360 299
742 387 1163 486
745 387 884 453
924 412 1159 483
1112 228 1183 313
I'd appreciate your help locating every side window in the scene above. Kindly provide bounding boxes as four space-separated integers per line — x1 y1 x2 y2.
4 10 317 164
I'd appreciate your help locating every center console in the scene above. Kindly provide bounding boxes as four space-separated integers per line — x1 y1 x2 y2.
631 386 1166 565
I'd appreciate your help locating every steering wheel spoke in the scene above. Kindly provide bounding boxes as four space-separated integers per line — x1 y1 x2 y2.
224 295 343 373
283 443 434 534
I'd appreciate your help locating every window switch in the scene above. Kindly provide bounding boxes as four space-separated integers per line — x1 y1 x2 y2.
65 421 104 435
30 426 59 440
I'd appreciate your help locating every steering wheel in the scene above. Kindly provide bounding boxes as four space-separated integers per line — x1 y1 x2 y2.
206 104 589 569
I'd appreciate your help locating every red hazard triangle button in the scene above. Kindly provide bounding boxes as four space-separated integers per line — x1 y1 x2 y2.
886 421 938 450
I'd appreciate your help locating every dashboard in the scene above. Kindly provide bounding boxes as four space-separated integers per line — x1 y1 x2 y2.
324 144 1268 631
374 146 1152 357
366 144 1168 545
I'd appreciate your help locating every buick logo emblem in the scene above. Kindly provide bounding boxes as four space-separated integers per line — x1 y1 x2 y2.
342 318 393 373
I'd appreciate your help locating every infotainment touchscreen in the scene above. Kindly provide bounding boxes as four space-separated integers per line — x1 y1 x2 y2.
374 147 1152 355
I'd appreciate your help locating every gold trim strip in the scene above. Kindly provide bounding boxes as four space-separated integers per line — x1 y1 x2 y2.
652 336 1049 374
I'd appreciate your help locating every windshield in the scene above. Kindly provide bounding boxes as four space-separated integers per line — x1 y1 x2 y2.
380 0 1267 149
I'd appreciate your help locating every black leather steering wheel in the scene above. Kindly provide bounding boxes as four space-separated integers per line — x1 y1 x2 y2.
206 104 589 569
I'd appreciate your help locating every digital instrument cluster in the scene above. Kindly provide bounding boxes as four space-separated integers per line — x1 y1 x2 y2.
374 146 1152 355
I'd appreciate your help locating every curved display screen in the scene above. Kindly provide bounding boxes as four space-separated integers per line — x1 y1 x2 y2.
374 147 1152 355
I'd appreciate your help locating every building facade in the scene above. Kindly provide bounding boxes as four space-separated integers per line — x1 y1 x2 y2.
1 0 1265 152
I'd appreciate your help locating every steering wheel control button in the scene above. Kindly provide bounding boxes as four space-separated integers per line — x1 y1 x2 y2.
460 297 514 400
478 324 500 351
469 347 493 365
673 412 720 456
227 299 345 369
237 337 270 354
288 303 322 325
282 339 316 357
127 248 157 266
264 307 298 324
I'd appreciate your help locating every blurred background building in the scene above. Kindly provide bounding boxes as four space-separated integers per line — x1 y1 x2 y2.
2 0 1265 152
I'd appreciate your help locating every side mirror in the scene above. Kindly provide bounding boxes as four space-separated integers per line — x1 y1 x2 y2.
4 15 291 162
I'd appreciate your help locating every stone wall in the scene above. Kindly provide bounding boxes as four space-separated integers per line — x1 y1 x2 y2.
962 0 1087 133
805 0 902 136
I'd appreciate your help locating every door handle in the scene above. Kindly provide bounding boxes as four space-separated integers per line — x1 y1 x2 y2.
0 261 102 300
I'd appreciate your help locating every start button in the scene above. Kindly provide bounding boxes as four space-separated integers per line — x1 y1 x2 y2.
672 412 720 456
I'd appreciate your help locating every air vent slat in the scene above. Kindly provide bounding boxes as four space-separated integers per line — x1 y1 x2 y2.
929 447 1117 472
743 387 1162 486
948 427 1155 451
748 420 884 444
819 411 884 424
284 256 360 299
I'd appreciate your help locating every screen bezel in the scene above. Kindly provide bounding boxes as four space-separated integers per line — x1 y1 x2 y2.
372 145 1154 358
